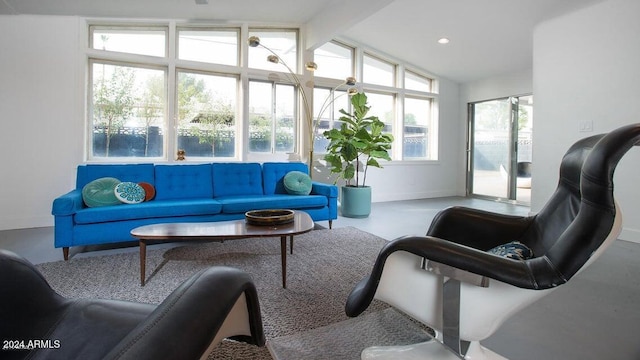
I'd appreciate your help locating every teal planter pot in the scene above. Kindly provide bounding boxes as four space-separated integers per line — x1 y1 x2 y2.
341 186 372 218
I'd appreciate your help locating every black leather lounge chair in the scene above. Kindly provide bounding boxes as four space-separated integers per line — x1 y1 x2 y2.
345 123 640 359
0 249 265 360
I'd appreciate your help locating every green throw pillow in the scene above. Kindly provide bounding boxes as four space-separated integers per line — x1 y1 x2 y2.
283 171 312 195
82 177 122 208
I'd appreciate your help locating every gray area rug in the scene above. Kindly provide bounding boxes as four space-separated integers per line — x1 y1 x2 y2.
35 226 427 359
268 307 432 360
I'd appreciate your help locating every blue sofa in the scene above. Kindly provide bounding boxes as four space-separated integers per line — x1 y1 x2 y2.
51 162 338 260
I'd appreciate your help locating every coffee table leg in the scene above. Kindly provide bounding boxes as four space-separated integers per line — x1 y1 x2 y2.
280 236 287 288
290 235 294 254
140 240 146 286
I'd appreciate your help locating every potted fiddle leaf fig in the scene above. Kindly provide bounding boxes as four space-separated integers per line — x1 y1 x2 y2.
323 92 394 218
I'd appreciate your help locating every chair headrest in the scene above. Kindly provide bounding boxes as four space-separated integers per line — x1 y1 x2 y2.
539 123 640 285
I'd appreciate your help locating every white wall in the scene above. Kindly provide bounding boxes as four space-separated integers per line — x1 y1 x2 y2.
0 15 84 230
353 76 463 203
532 0 640 242
0 15 463 230
462 69 533 103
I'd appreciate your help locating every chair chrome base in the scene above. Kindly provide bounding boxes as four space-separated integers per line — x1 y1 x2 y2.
361 340 507 360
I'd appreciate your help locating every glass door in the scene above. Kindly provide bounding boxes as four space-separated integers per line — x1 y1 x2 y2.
467 95 533 204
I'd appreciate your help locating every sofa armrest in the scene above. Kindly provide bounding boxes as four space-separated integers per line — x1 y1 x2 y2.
311 182 338 198
52 189 84 216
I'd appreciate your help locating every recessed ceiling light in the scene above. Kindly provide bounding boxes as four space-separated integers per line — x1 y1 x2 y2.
438 38 450 44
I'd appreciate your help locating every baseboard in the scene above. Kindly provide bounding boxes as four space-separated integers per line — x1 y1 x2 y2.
0 216 53 231
619 228 640 244
372 191 458 203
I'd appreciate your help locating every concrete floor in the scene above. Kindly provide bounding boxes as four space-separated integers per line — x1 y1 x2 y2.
1 196 639 359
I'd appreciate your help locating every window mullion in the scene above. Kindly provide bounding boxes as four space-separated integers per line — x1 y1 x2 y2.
167 21 177 161
167 66 177 162
272 83 277 153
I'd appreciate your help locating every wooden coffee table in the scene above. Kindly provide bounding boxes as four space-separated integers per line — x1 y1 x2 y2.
131 211 314 288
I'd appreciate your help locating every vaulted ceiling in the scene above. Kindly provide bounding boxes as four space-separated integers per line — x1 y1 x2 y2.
0 0 604 83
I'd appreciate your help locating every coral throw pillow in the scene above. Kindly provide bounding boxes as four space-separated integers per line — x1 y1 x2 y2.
138 182 156 201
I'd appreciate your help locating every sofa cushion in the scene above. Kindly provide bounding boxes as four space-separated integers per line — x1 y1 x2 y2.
77 164 155 190
262 162 309 195
114 182 146 204
155 164 213 200
74 199 223 224
283 171 312 195
216 194 328 214
212 163 263 197
82 177 122 208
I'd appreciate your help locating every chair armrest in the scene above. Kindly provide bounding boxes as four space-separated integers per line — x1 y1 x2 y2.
427 206 534 250
311 182 338 198
0 249 67 310
346 235 562 317
51 189 84 216
105 266 264 360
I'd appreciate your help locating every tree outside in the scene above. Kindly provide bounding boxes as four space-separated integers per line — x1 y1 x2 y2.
91 65 236 158
93 64 136 157
177 72 236 157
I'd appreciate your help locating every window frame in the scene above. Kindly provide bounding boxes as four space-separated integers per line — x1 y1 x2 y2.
83 21 438 164
402 95 434 160
362 52 396 88
247 79 298 155
174 68 240 160
247 28 299 73
313 40 355 81
404 69 433 93
176 27 240 67
90 25 169 58
87 58 169 161
311 86 351 155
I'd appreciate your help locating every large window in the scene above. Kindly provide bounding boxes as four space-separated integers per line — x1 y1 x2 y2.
363 54 395 87
177 28 238 66
248 29 297 72
404 97 432 158
401 71 436 160
313 41 354 80
90 61 166 158
405 70 432 92
312 88 350 153
91 26 166 57
176 71 237 158
344 52 436 160
248 81 296 153
86 23 437 162
88 25 243 160
365 92 395 132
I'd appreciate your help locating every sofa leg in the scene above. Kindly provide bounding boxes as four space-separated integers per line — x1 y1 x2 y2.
329 220 333 229
63 247 69 261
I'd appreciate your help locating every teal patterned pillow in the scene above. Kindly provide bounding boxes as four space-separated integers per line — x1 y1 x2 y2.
114 182 146 204
488 241 533 260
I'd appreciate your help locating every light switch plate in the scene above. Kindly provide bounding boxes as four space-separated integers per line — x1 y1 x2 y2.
579 120 593 132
